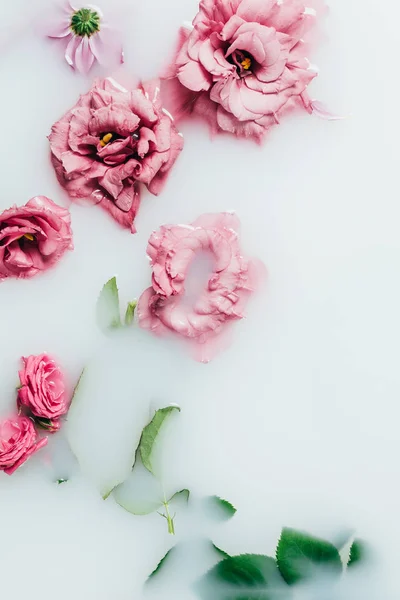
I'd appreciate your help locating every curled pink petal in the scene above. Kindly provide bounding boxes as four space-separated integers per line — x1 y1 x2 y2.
49 78 184 232
138 213 265 361
162 0 326 141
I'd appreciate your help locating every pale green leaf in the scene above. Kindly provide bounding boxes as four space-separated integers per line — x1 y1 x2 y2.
97 276 121 331
169 489 190 504
139 406 181 475
276 528 342 585
125 301 137 326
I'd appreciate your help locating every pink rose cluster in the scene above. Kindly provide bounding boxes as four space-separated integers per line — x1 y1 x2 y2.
164 0 323 141
137 213 263 361
0 196 73 280
49 78 184 232
0 354 70 476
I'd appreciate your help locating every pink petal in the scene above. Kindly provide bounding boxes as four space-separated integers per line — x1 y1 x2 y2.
311 100 347 120
65 35 80 68
74 37 95 74
47 20 72 38
177 61 212 92
89 30 123 66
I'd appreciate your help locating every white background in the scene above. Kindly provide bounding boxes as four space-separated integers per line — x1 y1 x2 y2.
0 0 398 598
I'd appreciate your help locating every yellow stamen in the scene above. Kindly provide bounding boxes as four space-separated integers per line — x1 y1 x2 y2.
241 57 251 70
24 234 34 241
100 133 113 147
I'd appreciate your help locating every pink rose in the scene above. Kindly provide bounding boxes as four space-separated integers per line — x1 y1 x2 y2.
164 0 322 141
49 77 184 232
18 354 69 433
0 196 73 280
137 213 263 361
0 416 48 475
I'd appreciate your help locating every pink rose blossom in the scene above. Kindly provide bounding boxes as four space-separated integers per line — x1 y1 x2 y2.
0 196 73 280
137 213 263 361
0 416 48 475
18 354 69 433
49 78 184 232
47 1 123 74
163 0 324 141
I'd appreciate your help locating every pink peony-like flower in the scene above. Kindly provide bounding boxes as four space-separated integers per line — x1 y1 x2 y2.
49 78 184 232
0 196 73 280
47 1 123 74
0 416 48 475
137 213 263 361
163 0 324 141
18 354 70 433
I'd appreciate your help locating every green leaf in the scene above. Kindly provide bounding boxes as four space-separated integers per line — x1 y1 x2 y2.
169 488 190 504
211 542 230 560
276 528 342 586
204 495 237 521
97 276 121 331
124 301 137 326
113 491 162 516
70 368 85 408
139 406 181 475
348 539 367 568
196 554 288 600
148 546 177 580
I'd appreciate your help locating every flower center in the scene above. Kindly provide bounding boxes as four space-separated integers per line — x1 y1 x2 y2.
228 49 253 76
70 7 100 37
99 133 113 147
23 234 34 241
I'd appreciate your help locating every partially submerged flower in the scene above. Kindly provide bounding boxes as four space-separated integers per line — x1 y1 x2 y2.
49 78 184 232
137 213 264 361
47 1 123 74
18 354 70 433
0 416 48 475
163 0 325 141
0 196 73 280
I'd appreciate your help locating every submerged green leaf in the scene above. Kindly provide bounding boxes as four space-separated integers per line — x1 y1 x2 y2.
139 406 181 475
196 554 287 600
97 276 121 331
124 301 137 326
169 489 190 504
276 528 342 585
211 542 230 560
348 539 368 567
148 546 177 580
204 495 237 521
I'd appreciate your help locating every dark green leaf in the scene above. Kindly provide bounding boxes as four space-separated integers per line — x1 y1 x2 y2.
348 539 367 568
196 554 288 600
204 495 237 521
139 406 181 475
97 276 121 331
125 301 137 326
276 528 342 585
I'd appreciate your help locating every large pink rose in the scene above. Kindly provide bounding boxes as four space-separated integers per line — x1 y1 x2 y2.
0 416 48 475
137 213 263 361
164 0 323 140
49 77 184 232
0 196 73 280
18 354 69 433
